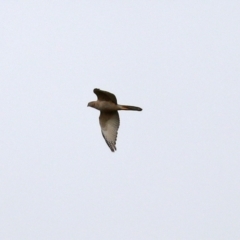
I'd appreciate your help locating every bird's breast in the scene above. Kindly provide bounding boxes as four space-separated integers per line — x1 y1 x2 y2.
97 101 119 111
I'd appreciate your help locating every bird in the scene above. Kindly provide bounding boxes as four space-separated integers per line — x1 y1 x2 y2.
87 88 142 152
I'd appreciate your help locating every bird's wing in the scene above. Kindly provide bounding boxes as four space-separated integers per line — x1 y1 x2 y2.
94 88 117 104
99 111 120 152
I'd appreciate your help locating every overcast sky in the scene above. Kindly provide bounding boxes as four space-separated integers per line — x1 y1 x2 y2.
1 1 240 239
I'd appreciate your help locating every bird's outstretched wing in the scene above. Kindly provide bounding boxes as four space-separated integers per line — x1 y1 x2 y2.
94 88 117 104
99 111 120 152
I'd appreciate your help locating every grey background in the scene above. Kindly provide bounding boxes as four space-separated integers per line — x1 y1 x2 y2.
1 1 240 239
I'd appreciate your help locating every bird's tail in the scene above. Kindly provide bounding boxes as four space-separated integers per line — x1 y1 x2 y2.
119 105 142 111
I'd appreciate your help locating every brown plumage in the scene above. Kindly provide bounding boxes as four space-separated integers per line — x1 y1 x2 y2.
87 88 142 152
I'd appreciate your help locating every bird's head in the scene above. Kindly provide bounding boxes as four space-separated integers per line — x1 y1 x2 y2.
87 101 96 108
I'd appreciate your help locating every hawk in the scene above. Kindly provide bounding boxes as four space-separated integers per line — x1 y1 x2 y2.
88 88 142 152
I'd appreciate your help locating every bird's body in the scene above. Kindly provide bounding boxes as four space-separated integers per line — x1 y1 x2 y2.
88 88 142 152
88 101 120 111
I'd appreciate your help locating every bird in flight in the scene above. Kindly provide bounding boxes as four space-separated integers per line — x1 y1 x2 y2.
88 88 142 152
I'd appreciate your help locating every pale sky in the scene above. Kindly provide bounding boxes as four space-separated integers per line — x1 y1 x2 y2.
1 1 240 239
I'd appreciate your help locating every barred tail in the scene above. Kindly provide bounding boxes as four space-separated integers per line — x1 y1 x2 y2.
120 105 142 111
